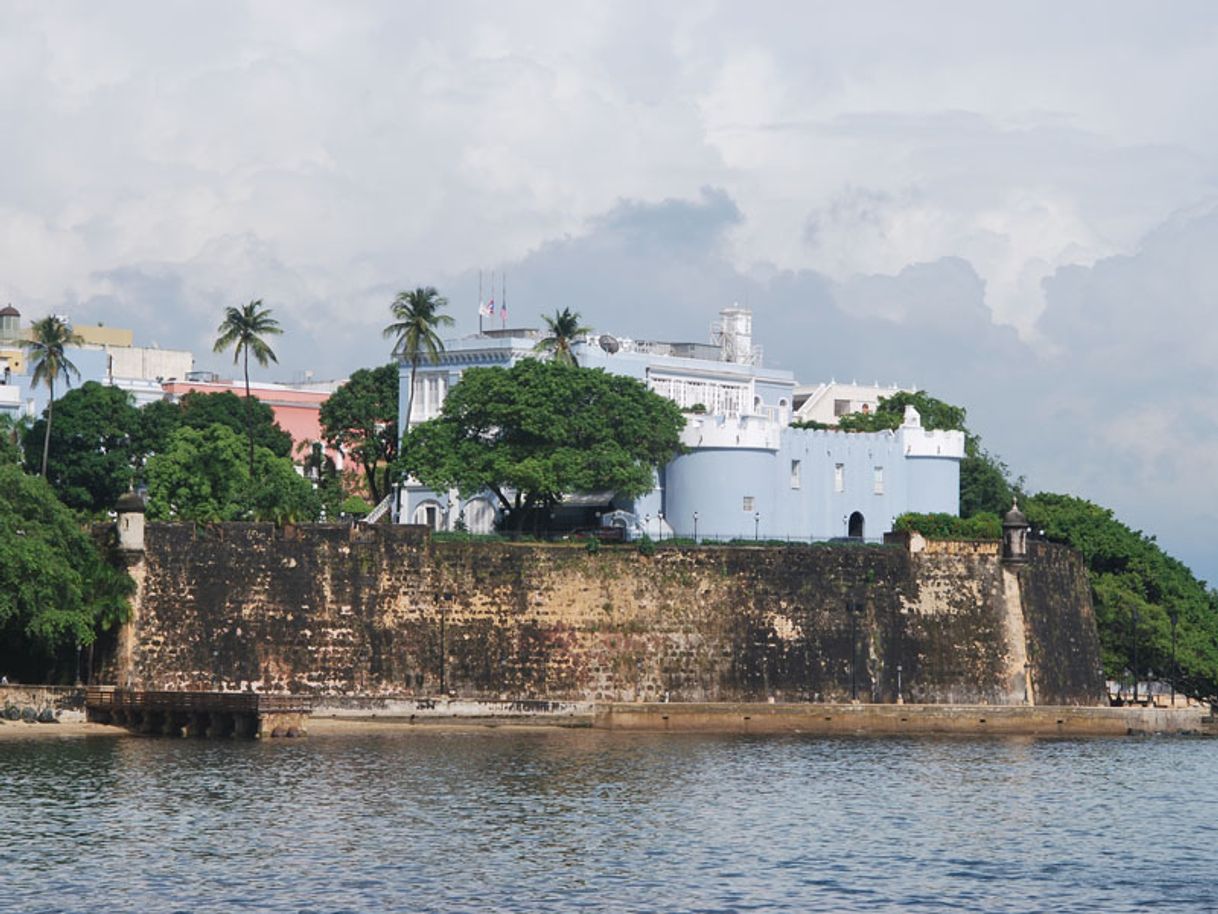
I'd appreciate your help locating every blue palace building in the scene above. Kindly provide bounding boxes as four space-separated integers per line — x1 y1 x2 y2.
395 307 963 542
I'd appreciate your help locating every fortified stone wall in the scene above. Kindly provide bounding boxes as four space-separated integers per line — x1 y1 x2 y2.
117 523 1106 705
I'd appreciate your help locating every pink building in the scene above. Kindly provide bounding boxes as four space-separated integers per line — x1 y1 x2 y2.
161 376 344 466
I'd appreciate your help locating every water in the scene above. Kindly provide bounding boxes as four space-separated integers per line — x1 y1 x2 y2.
2 729 1216 913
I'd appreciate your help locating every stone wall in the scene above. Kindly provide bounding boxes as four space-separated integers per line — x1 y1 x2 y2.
117 523 1106 705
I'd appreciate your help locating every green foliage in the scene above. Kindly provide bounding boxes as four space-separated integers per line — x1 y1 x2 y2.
212 299 284 478
584 536 601 554
836 390 967 433
0 413 28 466
319 364 399 504
399 360 685 531
1024 493 1218 703
146 423 319 523
340 495 373 516
636 534 656 556
534 307 591 367
23 315 84 477
893 512 1002 540
789 418 832 430
960 448 1018 518
383 286 453 432
0 465 132 674
176 391 293 458
23 382 139 513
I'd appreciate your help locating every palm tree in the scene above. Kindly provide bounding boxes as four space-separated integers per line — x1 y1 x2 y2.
534 308 590 367
23 315 83 477
213 300 282 477
383 287 453 429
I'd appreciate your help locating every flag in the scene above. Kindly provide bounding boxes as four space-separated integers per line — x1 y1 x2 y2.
487 297 495 315
478 300 490 317
499 302 508 324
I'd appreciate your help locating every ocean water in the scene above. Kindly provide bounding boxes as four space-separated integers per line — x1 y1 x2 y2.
2 728 1216 913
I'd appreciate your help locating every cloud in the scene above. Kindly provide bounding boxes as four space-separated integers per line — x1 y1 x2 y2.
1 2 1217 580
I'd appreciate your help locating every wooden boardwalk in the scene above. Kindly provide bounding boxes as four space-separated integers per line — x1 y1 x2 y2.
86 687 311 738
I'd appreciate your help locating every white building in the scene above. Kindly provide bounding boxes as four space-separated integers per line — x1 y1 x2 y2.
395 306 964 541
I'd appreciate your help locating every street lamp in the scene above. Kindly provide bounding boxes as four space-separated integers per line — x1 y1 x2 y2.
1131 606 1140 704
657 512 665 543
1170 608 1179 708
896 663 903 704
754 511 760 542
644 513 650 539
693 511 699 544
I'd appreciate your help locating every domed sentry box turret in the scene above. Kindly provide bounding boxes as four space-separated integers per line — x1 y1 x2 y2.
1002 499 1030 563
116 490 146 555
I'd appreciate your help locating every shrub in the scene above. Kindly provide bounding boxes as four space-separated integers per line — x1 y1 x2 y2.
893 512 1001 540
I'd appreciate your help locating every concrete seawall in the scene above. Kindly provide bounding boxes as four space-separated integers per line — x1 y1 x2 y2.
593 702 1206 736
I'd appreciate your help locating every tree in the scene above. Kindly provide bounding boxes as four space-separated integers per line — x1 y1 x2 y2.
145 423 319 524
534 307 591 367
177 391 292 457
0 413 26 466
212 300 283 477
0 464 132 682
399 360 685 531
319 364 399 504
22 381 140 513
382 287 452 432
1024 493 1218 705
23 315 83 477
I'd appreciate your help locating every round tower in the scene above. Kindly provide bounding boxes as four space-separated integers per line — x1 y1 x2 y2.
1002 498 1030 563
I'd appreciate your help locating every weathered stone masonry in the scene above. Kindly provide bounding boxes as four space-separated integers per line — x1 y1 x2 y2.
116 524 1106 706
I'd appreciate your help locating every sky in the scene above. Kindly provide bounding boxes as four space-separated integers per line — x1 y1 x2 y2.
2 1 1217 583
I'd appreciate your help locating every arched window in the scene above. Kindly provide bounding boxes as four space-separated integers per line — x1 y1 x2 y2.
848 511 865 539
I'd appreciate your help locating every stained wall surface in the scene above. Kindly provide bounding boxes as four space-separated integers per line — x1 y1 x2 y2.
119 524 1106 706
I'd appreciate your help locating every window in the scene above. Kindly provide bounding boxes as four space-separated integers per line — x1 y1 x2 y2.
743 496 755 512
790 459 801 489
834 399 852 417
873 466 884 495
834 463 845 493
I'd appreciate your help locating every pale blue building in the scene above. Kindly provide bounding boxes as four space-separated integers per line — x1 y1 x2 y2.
396 308 963 540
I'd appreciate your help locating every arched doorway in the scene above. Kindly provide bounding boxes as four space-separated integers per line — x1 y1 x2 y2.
848 511 865 539
413 501 443 531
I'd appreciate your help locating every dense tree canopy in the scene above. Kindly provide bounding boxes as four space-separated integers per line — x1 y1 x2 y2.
23 381 140 513
0 465 132 681
146 423 319 523
319 363 399 504
399 360 685 530
1024 493 1218 703
174 391 293 458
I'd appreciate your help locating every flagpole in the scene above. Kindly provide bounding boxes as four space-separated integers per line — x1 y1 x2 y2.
502 272 507 328
478 270 483 335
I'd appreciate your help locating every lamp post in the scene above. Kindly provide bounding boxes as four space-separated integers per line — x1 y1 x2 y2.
693 511 699 544
645 513 650 540
658 512 665 543
1131 606 1140 704
896 663 903 704
1170 608 1179 708
754 511 760 542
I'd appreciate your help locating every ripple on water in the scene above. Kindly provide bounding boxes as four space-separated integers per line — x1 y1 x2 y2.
2 732 1218 912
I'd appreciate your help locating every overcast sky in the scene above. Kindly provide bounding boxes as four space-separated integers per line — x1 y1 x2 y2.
3 1 1216 582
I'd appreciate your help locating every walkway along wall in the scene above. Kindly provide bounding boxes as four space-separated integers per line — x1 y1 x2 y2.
114 524 1106 706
